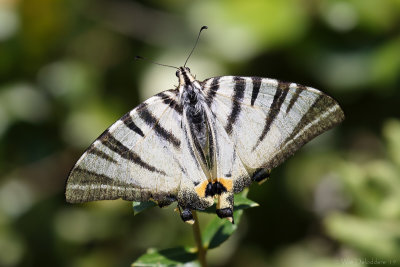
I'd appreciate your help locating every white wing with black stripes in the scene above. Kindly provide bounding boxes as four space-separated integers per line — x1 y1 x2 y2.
66 90 211 213
201 75 344 189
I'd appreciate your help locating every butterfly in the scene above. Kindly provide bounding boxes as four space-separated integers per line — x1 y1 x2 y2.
65 26 344 224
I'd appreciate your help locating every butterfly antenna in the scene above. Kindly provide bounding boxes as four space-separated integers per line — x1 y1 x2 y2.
134 56 178 69
184 26 208 67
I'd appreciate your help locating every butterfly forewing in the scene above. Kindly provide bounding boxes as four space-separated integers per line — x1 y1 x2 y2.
201 76 344 189
66 91 185 204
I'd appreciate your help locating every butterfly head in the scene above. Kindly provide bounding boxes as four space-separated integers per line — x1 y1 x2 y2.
176 66 196 86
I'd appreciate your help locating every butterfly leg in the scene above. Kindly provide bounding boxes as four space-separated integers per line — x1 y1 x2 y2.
178 206 195 224
214 178 234 223
251 168 271 185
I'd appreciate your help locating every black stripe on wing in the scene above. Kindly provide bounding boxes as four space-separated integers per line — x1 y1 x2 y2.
87 146 118 164
253 81 289 150
283 94 340 144
251 78 262 106
73 167 116 185
286 84 305 114
156 91 183 115
225 77 246 135
205 77 221 107
100 130 166 175
138 103 181 148
121 113 145 137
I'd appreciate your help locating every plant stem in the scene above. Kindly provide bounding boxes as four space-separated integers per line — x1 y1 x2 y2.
192 211 207 267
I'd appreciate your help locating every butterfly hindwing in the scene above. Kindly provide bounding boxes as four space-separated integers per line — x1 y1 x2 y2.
202 105 250 216
201 76 344 191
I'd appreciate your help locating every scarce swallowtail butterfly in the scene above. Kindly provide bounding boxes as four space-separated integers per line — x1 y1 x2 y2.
65 26 344 224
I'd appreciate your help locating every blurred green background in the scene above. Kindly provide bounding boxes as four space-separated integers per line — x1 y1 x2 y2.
1 0 400 266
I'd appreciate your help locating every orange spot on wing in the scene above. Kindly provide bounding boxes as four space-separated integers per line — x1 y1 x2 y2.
218 178 233 191
195 180 209 197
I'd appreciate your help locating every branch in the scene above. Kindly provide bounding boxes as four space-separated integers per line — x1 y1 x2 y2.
192 211 207 267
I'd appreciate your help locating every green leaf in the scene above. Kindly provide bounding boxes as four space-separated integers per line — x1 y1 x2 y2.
201 190 253 249
132 247 198 267
234 194 259 209
202 209 243 249
132 201 157 216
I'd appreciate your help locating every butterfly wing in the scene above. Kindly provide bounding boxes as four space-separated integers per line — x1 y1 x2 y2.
66 90 209 210
201 76 344 191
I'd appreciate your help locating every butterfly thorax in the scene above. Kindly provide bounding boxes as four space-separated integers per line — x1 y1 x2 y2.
183 86 207 145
